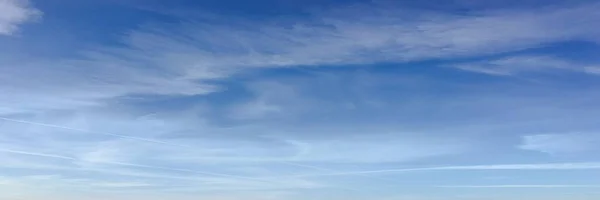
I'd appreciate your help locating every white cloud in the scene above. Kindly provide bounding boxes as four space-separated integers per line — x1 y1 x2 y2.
3 2 600 114
450 55 600 76
126 2 600 69
0 57 219 114
0 106 479 196
583 66 600 74
519 133 600 154
2 2 600 199
451 55 577 75
0 0 41 35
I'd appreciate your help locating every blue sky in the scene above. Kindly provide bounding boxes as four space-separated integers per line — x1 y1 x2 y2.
1 0 600 199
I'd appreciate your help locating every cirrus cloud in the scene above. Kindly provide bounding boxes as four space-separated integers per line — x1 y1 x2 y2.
0 0 41 35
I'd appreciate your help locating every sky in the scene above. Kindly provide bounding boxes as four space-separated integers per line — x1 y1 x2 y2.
1 0 600 199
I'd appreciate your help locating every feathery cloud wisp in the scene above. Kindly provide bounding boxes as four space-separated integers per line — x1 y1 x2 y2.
519 133 600 154
3 2 600 115
450 55 600 76
2 1 600 199
0 0 40 35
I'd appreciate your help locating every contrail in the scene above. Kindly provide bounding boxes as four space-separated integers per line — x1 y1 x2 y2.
0 118 287 185
437 185 600 188
0 117 361 191
0 149 77 160
278 161 405 184
0 117 392 192
0 148 274 184
1 117 384 179
279 162 600 178
271 140 404 185
7 147 597 191
104 161 272 182
0 117 188 147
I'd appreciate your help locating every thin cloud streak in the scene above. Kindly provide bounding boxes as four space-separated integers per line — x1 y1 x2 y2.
438 185 600 188
283 162 600 178
0 148 272 183
0 115 439 187
0 116 378 191
0 117 188 147
0 148 76 160
0 117 338 179
0 135 366 192
450 55 600 76
2 1 600 199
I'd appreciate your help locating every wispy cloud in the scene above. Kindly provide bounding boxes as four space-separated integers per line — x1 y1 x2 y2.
519 133 600 154
138 1 599 67
450 55 600 76
285 135 468 163
287 162 600 177
438 185 600 188
0 117 185 146
0 148 76 160
0 147 305 190
0 0 41 35
2 1 600 199
0 113 386 192
0 106 480 195
3 2 600 114
450 55 578 76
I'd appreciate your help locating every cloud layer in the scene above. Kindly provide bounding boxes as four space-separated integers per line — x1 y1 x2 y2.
2 0 600 200
3 2 600 115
